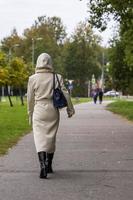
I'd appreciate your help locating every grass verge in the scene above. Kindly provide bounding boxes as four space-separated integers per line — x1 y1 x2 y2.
107 100 133 121
72 97 90 104
0 99 30 155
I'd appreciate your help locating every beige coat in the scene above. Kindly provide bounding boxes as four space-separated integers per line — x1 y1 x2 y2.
27 68 75 153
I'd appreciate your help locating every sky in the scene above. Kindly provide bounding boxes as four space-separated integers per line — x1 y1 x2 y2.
0 0 114 46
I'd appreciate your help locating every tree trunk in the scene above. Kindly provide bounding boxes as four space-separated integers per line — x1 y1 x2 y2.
5 84 13 107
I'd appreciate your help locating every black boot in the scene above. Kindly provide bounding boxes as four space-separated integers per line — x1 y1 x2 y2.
47 153 54 173
38 152 48 179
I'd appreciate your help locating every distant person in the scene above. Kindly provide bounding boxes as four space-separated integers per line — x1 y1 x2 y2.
98 88 103 104
92 89 98 104
27 53 75 179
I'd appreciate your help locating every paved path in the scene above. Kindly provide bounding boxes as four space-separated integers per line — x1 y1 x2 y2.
0 101 133 200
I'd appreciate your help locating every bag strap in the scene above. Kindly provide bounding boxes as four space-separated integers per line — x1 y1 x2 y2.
53 73 61 90
55 73 61 89
53 72 55 90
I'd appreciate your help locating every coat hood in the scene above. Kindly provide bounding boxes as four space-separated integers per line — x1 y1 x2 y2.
36 53 53 70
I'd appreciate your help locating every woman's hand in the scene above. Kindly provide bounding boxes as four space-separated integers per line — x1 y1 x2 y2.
67 108 75 118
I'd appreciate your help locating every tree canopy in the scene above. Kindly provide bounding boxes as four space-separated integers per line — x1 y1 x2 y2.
86 0 133 30
0 15 110 97
84 0 133 94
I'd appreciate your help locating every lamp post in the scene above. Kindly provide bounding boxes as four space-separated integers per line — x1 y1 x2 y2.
8 44 20 62
91 74 96 89
101 52 105 92
32 37 43 68
32 38 35 68
8 44 20 96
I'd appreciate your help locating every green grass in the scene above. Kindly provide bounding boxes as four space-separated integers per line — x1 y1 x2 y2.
72 97 91 104
0 98 30 155
107 100 133 121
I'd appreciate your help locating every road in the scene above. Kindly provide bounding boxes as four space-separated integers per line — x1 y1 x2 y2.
0 101 133 200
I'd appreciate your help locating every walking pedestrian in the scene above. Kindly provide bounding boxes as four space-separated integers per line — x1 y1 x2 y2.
92 88 98 104
98 88 103 104
27 53 75 179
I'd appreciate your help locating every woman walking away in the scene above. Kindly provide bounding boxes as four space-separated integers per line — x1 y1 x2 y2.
27 53 75 179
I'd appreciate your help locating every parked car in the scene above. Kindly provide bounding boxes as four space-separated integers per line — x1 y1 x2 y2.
104 90 120 97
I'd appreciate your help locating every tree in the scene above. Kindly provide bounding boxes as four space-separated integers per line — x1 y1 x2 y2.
64 22 101 96
1 16 67 74
109 39 133 94
86 0 133 31
0 68 9 86
84 0 133 94
22 15 67 71
0 51 14 106
8 57 29 105
1 29 22 59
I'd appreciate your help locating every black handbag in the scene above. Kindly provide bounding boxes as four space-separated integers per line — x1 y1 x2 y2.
53 73 67 109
